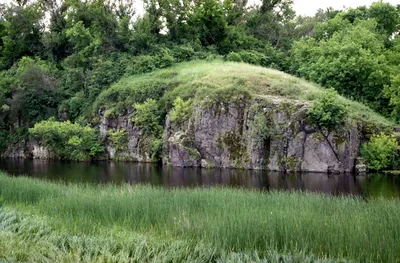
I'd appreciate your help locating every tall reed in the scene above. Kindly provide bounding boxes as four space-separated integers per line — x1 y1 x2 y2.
0 172 399 262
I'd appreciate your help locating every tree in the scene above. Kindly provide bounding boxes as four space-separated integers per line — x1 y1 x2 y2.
188 0 228 46
367 1 399 37
0 3 44 69
245 0 295 49
8 57 61 126
290 19 390 113
383 37 400 120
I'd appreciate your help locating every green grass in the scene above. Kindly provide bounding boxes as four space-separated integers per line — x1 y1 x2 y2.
0 172 400 262
93 59 393 127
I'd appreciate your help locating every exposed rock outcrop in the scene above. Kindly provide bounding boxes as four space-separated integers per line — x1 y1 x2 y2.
98 109 153 162
163 96 361 173
2 97 366 173
2 140 55 159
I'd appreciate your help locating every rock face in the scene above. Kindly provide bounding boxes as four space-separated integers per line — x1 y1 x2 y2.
2 140 55 159
98 110 153 162
2 97 364 173
163 96 361 173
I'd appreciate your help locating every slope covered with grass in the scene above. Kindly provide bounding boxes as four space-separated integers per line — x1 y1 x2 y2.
93 60 393 127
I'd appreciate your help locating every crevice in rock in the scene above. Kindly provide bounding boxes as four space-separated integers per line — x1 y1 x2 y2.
283 137 289 172
299 132 307 171
320 130 341 164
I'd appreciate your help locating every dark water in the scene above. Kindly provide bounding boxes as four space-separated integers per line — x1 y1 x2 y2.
1 159 400 198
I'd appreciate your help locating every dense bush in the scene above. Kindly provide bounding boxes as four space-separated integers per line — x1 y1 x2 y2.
237 50 264 65
29 119 104 161
226 50 269 66
226 52 242 62
171 45 195 62
132 99 162 136
170 97 192 124
107 129 128 152
308 89 347 131
360 133 399 171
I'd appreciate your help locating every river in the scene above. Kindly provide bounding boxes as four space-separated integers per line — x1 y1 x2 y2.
1 158 400 198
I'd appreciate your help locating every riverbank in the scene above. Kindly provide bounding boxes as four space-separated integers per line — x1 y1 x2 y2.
0 172 399 262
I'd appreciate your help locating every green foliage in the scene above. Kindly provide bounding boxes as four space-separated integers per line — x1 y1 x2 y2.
8 57 62 125
188 0 228 46
0 3 43 68
93 75 179 117
170 97 192 124
95 60 391 129
29 119 104 161
361 133 399 171
0 0 398 153
368 1 400 37
62 92 88 121
251 112 273 147
226 49 276 67
125 52 175 75
383 39 400 121
226 52 242 62
291 19 389 112
308 89 347 130
236 50 265 65
107 129 128 152
2 173 400 262
150 138 163 160
132 99 162 136
126 55 158 74
171 45 195 62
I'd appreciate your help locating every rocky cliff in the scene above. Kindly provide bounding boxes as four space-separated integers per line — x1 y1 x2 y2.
2 140 55 159
2 96 364 173
98 109 153 162
163 95 362 173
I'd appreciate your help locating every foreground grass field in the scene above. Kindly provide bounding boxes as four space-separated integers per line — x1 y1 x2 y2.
0 172 399 262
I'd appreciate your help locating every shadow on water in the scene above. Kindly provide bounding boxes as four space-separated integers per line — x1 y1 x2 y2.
1 159 400 198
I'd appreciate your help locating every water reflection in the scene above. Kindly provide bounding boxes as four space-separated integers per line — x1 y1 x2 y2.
1 159 400 198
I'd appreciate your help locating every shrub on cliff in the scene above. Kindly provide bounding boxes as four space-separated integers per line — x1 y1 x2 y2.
107 129 128 152
308 89 347 131
251 112 273 147
170 97 192 124
132 98 163 136
29 119 104 161
360 133 399 171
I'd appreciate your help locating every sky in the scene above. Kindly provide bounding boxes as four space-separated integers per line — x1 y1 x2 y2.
0 0 399 16
293 0 400 16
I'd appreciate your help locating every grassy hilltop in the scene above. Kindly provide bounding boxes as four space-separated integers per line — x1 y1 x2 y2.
93 60 392 128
